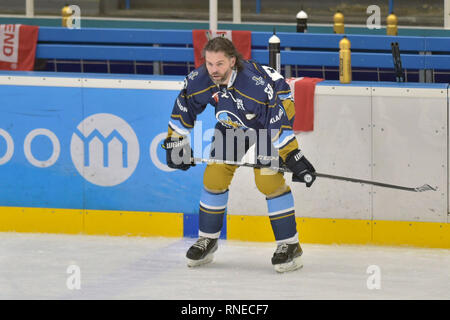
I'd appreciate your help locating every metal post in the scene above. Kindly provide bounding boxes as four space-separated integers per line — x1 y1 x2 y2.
296 9 308 33
445 0 450 29
389 0 394 14
26 0 34 17
339 36 352 83
333 11 345 34
209 0 218 31
386 12 398 36
153 44 161 75
269 31 281 74
284 47 291 78
419 51 433 83
233 0 241 23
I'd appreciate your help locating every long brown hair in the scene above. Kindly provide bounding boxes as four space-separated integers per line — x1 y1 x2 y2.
202 36 244 72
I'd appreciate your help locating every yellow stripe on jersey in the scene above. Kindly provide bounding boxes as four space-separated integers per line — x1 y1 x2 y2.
252 62 262 74
186 85 217 98
231 87 268 105
271 124 293 142
268 90 293 108
170 114 194 128
282 99 295 121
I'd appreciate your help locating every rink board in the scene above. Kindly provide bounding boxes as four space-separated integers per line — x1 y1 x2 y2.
0 206 448 248
0 72 448 248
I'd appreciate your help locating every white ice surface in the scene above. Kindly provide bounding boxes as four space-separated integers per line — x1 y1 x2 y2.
0 232 448 300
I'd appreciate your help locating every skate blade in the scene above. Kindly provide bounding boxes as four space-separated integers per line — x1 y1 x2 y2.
187 254 214 268
274 256 303 273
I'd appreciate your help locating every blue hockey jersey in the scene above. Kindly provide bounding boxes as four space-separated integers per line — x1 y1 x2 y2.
168 60 299 161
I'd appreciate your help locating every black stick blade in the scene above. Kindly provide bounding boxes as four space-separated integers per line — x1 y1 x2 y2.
414 184 437 192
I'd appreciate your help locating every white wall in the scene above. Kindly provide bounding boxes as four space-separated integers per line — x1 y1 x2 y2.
227 83 448 224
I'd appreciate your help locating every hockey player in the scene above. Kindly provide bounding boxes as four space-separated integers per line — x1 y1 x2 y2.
162 36 315 273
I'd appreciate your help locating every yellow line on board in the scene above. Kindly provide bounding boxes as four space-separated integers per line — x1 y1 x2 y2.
227 215 450 249
84 209 183 237
1 207 448 249
0 207 183 238
0 207 84 235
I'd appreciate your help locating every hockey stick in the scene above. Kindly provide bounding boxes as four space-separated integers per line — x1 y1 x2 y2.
191 157 436 192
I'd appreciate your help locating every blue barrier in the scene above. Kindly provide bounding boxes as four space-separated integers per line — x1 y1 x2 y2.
251 32 428 51
38 27 193 45
253 50 429 69
34 27 450 77
426 37 450 51
37 27 448 52
37 44 194 62
0 72 217 214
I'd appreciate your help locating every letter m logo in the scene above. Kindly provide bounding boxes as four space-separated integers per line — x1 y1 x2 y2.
74 128 128 168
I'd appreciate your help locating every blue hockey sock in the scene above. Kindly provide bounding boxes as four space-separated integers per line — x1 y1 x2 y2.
267 190 298 244
198 188 228 239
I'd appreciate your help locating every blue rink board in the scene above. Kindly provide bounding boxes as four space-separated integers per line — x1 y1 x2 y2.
0 80 217 216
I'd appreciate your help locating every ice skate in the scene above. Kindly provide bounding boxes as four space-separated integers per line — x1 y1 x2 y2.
271 242 303 273
186 237 218 267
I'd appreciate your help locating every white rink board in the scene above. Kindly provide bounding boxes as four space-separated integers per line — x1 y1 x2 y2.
371 88 447 223
227 84 449 224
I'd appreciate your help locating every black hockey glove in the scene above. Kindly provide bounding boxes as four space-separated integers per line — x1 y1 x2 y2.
285 149 316 187
162 136 195 171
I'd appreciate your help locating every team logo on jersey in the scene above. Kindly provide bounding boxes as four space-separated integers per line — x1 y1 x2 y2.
188 70 198 80
216 110 247 129
252 76 265 86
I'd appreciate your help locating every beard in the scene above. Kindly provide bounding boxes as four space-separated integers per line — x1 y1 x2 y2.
209 69 231 85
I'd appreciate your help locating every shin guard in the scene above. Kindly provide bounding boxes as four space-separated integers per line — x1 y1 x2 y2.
267 190 298 244
198 188 229 239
